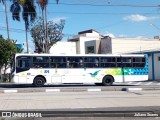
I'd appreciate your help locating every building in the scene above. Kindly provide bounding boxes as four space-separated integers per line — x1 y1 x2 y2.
143 51 160 80
49 42 76 54
68 29 160 54
49 29 160 80
68 29 102 54
112 38 160 54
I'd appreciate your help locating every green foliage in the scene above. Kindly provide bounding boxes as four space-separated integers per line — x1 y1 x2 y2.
0 36 17 81
30 16 65 53
0 37 16 65
11 39 24 53
10 0 36 30
16 47 24 53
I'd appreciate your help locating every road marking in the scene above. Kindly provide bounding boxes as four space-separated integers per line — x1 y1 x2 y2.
4 90 18 93
127 88 142 91
157 83 160 85
87 89 101 92
45 89 60 92
145 82 152 85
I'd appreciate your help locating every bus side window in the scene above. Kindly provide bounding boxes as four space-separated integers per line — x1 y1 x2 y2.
121 57 132 68
133 57 145 68
17 60 30 68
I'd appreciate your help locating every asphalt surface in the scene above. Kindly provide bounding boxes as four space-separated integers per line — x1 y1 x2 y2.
0 81 160 93
0 82 159 119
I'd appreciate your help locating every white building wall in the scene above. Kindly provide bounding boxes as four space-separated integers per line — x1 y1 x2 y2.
112 38 160 54
49 42 76 55
154 53 160 80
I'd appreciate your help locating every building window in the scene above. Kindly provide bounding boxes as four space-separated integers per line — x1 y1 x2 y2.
87 46 94 54
158 56 160 61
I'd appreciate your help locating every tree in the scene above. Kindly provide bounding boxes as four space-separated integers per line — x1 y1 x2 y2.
30 16 65 53
10 0 36 53
12 39 24 53
0 36 17 81
37 0 60 53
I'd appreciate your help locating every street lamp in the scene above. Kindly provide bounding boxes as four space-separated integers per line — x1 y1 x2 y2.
150 23 160 40
150 24 160 31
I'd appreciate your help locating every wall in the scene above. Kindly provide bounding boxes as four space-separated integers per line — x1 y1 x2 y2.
154 53 160 80
49 42 76 54
112 38 160 54
79 36 100 54
100 37 112 54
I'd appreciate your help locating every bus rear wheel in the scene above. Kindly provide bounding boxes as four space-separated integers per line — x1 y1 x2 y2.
102 75 114 86
33 77 45 87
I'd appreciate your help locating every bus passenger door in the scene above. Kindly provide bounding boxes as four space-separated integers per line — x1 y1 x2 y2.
16 57 31 84
121 57 133 82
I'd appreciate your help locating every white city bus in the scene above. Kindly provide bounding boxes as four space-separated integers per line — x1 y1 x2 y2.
11 54 148 87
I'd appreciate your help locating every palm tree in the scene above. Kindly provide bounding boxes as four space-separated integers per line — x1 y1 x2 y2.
0 0 11 40
10 0 36 53
37 0 59 53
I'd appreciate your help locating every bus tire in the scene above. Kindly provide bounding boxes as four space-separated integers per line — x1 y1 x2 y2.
33 76 45 87
102 75 114 86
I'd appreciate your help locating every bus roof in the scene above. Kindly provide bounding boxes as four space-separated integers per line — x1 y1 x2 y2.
15 53 145 57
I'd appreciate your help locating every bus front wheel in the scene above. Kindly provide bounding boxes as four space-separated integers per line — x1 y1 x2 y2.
102 75 114 86
33 77 45 87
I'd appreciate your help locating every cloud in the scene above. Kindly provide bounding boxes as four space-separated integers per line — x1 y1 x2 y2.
118 34 127 38
103 33 116 38
103 32 129 38
49 17 67 23
123 14 159 22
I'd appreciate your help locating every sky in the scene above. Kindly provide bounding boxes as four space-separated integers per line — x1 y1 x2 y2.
1 0 160 52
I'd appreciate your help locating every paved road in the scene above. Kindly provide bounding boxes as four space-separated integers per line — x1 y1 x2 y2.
0 90 160 119
0 81 160 88
0 81 160 93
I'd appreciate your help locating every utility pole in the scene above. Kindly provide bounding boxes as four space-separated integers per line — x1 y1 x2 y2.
45 5 48 53
25 22 29 53
4 0 10 40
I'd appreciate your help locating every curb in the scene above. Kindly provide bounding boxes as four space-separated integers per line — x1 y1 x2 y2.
0 87 160 93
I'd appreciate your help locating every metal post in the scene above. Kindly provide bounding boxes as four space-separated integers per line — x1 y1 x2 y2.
4 0 10 40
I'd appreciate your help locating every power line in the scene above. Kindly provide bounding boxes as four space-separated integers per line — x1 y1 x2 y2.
0 26 76 37
48 2 160 8
0 10 159 15
4 0 160 8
